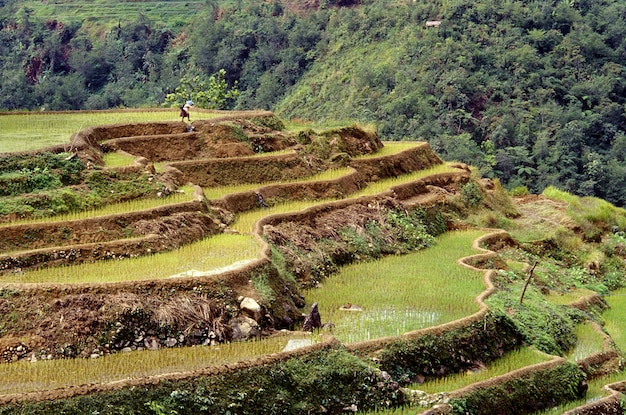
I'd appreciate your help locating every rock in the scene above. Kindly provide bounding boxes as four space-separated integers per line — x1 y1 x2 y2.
231 316 260 341
240 297 261 319
302 302 322 331
144 336 160 351
165 337 177 347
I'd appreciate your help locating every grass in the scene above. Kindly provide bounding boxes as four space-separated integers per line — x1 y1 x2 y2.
21 0 228 31
0 110 222 153
0 334 310 396
303 230 489 343
0 233 259 284
413 347 553 394
353 163 457 197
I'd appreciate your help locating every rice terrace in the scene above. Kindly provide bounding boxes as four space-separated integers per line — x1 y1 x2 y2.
1 109 626 415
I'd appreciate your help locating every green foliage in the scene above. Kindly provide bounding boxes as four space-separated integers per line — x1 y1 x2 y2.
509 186 529 197
378 312 523 384
486 282 587 356
163 70 240 110
447 362 587 415
461 182 484 207
0 347 403 415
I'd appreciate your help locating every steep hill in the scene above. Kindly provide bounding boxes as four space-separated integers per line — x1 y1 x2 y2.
1 0 625 208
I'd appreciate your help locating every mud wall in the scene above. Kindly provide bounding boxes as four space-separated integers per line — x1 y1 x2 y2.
102 132 203 162
168 152 315 187
348 142 443 180
0 201 207 252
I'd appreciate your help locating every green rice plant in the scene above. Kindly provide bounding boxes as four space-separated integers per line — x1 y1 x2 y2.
566 322 607 362
303 230 489 343
413 347 553 394
545 288 597 306
603 288 626 352
353 141 425 159
353 164 458 197
103 151 137 168
0 335 312 396
0 111 222 153
0 185 195 227
231 200 336 233
1 233 259 284
203 168 352 200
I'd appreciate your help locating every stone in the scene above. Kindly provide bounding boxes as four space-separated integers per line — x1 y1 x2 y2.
144 336 160 351
231 316 260 341
240 297 261 319
282 338 314 352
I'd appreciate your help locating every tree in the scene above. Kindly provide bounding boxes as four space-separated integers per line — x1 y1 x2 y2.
163 69 239 109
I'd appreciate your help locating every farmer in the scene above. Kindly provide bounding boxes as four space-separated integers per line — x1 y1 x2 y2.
180 100 194 122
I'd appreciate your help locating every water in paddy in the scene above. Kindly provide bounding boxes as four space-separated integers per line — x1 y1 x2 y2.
304 230 488 343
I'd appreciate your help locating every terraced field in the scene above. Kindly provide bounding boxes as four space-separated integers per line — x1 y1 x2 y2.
0 110 625 414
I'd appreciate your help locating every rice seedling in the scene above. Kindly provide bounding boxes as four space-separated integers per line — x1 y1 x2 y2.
602 288 626 352
354 141 424 159
544 288 597 306
0 111 222 153
412 347 552 394
353 164 458 197
303 230 489 343
0 186 195 227
0 334 313 396
1 233 259 284
230 165 457 234
103 151 137 167
566 322 606 362
231 200 337 233
203 168 352 200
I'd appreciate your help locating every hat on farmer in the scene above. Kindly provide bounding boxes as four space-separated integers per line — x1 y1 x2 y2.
186 100 194 105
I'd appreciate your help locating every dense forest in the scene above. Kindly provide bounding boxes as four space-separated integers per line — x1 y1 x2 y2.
1 0 625 207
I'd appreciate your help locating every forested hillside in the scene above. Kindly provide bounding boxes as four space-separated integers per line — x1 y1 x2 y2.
1 0 625 206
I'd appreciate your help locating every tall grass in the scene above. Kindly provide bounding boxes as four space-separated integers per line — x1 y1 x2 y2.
0 233 259 284
0 335 310 396
303 230 489 343
527 288 626 414
0 111 222 153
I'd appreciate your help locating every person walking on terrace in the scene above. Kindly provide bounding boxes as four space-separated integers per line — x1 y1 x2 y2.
180 100 194 122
